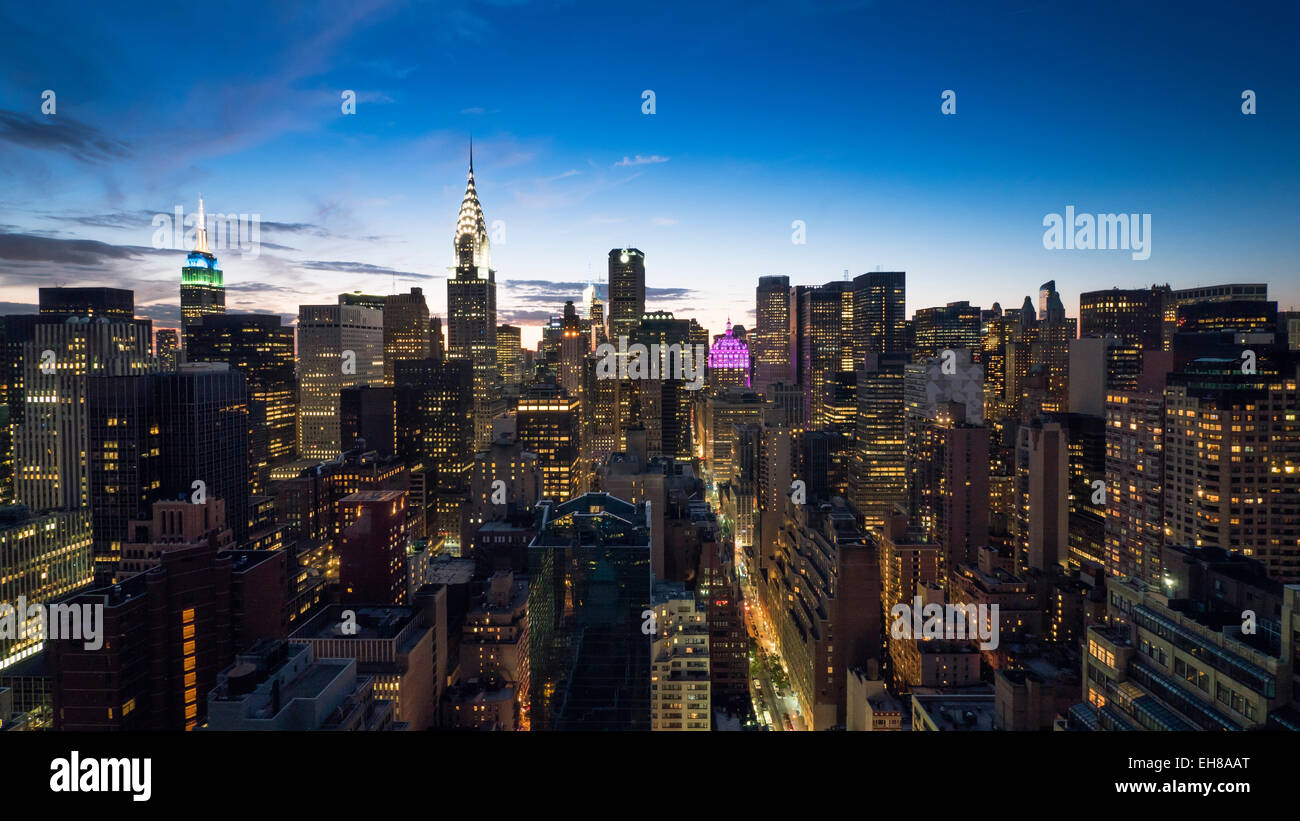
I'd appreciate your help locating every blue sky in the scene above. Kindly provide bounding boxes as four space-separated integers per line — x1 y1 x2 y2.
1 0 1297 347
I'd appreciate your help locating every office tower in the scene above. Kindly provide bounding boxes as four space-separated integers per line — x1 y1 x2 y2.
1104 352 1172 584
0 507 93 670
429 316 445 361
582 355 621 467
584 282 607 347
297 302 383 461
599 429 672 577
290 604 437 730
1079 286 1169 386
608 248 646 342
903 351 984 527
1059 412 1107 570
517 387 581 502
1015 420 1069 572
119 498 233 576
47 538 287 730
85 363 252 574
207 641 397 731
559 301 588 399
980 303 1011 424
338 291 387 311
1172 298 1281 371
693 511 747 709
464 433 541 550
340 385 396 456
1164 370 1300 582
155 329 180 371
707 319 751 392
703 390 764 486
849 353 907 533
937 414 990 578
799 282 853 427
913 301 981 361
528 493 652 730
15 311 156 515
338 490 408 605
851 270 907 361
756 420 793 572
382 287 432 385
761 497 881 729
187 314 297 491
454 570 529 727
447 151 499 448
180 198 226 350
726 422 760 549
37 287 135 320
753 275 792 393
1031 284 1076 414
650 583 711 731
1167 283 1268 350
1074 544 1296 731
497 323 523 387
632 310 696 460
395 358 473 552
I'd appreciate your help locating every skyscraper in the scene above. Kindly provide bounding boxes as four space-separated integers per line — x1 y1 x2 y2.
518 386 582 502
528 493 652 730
912 301 981 361
296 302 384 461
180 198 226 351
852 271 907 361
753 275 792 392
187 313 297 492
607 248 646 343
496 323 523 387
15 311 156 515
86 363 252 573
849 352 908 533
447 148 500 447
382 288 433 385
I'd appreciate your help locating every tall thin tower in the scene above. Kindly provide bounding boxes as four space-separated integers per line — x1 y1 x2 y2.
447 142 499 447
180 197 226 351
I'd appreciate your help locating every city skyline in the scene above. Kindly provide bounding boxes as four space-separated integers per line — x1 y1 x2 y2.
4 0 1300 779
2 0 1298 350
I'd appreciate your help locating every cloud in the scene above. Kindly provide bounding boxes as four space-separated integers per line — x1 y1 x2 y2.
298 259 444 280
0 231 163 267
498 308 555 324
647 286 695 300
0 110 131 164
614 154 669 167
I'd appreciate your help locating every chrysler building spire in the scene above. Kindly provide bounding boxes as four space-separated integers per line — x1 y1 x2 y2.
454 143 490 270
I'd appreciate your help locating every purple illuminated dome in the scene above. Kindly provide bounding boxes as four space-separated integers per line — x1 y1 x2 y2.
708 319 751 387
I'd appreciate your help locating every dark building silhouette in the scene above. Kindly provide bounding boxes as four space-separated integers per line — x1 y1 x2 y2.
528 493 652 730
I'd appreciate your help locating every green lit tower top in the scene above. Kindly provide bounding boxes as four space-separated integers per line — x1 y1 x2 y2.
181 196 226 349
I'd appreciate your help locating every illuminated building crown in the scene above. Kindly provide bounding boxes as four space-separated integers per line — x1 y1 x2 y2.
454 141 490 270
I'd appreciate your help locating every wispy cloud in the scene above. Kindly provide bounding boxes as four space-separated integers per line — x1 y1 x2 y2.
0 110 130 164
615 154 669 167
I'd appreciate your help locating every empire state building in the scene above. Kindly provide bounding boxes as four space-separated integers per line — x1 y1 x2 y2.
447 143 500 447
180 197 226 350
